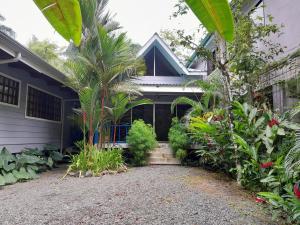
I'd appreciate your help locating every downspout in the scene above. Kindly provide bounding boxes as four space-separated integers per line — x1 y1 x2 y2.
0 52 21 64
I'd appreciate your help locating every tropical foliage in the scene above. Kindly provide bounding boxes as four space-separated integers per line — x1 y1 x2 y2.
127 120 157 166
0 146 63 186
33 0 82 45
168 118 189 161
185 0 234 41
27 36 65 70
66 145 125 177
173 89 300 222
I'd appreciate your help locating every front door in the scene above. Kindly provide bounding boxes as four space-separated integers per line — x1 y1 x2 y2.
155 104 172 141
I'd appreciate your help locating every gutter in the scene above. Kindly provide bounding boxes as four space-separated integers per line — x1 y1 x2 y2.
0 52 21 64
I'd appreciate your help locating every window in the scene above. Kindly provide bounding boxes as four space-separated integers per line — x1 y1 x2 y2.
0 73 20 106
26 86 62 122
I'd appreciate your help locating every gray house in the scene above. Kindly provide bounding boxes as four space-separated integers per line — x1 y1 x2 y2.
0 32 78 153
187 0 300 112
0 32 204 151
128 33 204 141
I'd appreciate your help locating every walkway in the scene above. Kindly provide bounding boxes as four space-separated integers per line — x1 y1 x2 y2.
0 166 278 225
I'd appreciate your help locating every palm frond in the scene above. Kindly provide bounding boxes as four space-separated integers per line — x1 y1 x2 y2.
171 96 203 114
285 130 300 176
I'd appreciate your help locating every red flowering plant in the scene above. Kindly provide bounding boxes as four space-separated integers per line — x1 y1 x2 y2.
255 196 266 203
294 182 300 200
260 161 273 169
268 118 279 128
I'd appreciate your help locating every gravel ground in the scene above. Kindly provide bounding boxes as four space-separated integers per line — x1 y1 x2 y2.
0 165 279 225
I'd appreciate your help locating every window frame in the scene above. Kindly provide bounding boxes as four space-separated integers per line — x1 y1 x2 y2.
0 72 21 108
25 84 62 123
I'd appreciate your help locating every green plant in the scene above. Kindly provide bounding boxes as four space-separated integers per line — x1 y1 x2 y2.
0 147 50 186
168 118 189 156
184 0 234 41
176 149 188 162
127 119 157 166
34 0 82 46
106 93 152 144
258 185 300 223
67 145 124 176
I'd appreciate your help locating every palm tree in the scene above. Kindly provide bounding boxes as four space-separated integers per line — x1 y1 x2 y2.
79 0 120 38
67 25 145 147
171 96 204 119
171 76 224 119
106 93 152 144
186 75 224 110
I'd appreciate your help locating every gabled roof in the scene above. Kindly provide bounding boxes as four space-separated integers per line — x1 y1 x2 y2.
138 33 205 76
0 32 69 85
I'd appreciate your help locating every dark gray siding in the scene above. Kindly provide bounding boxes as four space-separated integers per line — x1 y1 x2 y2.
0 63 76 153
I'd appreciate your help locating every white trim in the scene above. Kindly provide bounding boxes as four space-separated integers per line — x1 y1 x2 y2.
137 33 190 75
25 84 62 124
137 33 205 76
0 71 21 108
153 46 156 76
139 85 203 93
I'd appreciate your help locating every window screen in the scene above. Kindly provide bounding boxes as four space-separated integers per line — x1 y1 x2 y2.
26 86 61 122
0 74 20 106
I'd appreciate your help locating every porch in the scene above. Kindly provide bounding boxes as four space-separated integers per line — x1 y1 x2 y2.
109 101 191 144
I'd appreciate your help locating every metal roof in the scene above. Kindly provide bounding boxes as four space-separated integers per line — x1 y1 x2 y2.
0 32 69 85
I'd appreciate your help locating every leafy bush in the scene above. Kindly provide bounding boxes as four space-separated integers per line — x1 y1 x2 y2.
186 100 300 222
67 145 125 176
0 146 62 186
176 149 188 161
168 118 189 158
127 119 157 166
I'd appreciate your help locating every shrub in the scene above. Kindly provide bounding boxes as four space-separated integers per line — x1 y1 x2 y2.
168 118 189 157
176 149 188 161
127 119 157 166
67 145 125 176
0 146 62 186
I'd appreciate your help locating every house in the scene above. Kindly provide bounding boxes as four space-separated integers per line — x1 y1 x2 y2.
126 33 204 141
187 0 300 113
0 31 204 151
0 32 79 153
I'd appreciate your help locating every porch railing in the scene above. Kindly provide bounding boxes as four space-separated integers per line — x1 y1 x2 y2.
110 124 131 143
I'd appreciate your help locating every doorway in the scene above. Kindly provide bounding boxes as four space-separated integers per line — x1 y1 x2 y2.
155 104 172 141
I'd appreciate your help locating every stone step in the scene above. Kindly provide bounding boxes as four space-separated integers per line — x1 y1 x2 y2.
149 143 180 165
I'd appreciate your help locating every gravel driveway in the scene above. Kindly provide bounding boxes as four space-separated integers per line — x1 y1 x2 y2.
0 166 278 225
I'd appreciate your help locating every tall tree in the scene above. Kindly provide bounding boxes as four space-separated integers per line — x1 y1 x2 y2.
160 29 193 64
67 25 145 147
0 14 15 38
27 36 65 71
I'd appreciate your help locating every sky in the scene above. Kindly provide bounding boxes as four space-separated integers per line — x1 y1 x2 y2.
0 0 202 47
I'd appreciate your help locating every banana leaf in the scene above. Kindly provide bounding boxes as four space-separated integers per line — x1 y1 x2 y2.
185 0 234 41
33 0 82 46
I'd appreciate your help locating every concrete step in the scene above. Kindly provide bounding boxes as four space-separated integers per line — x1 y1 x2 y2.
149 143 180 165
150 152 173 158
